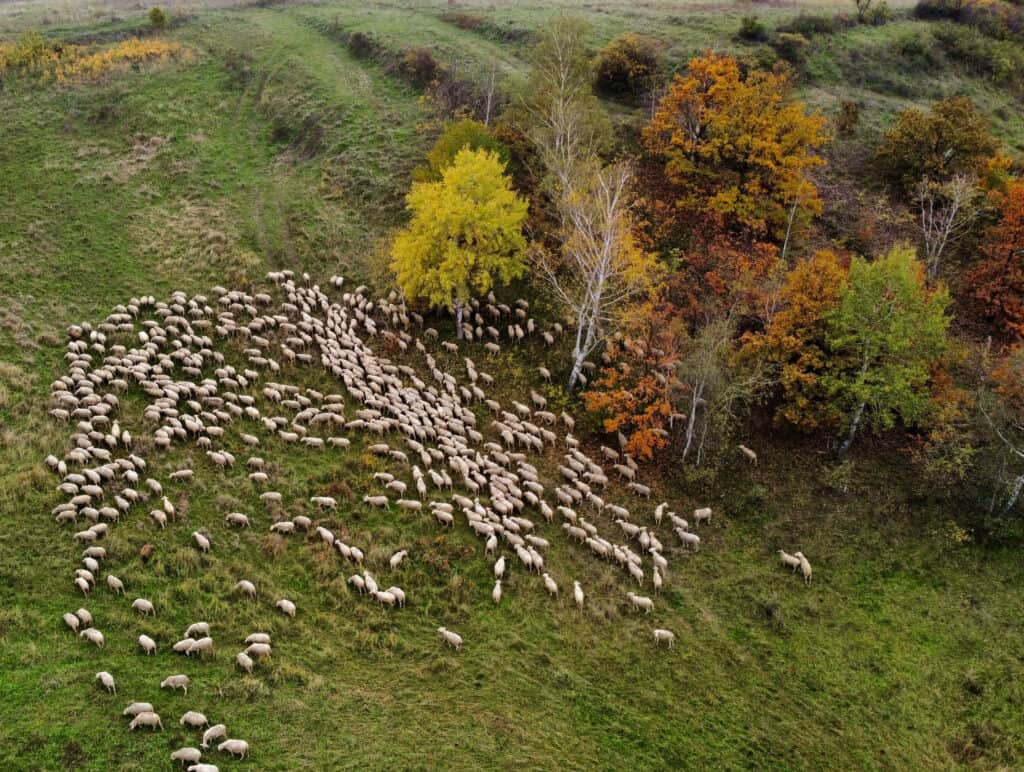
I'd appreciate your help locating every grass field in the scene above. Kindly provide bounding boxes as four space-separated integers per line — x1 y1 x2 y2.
1 1 1023 769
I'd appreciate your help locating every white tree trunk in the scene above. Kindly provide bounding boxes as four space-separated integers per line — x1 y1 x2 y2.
455 300 464 340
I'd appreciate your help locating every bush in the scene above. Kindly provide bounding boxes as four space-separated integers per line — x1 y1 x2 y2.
866 0 893 24
737 15 770 42
413 119 510 182
933 25 1024 87
346 31 381 59
914 0 964 21
148 7 168 28
389 46 441 89
594 33 662 101
778 12 848 37
773 32 811 63
835 100 860 136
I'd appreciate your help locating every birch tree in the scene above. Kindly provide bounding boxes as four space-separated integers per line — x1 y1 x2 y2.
914 173 980 282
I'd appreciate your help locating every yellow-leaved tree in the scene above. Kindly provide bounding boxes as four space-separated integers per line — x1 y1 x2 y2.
391 147 529 336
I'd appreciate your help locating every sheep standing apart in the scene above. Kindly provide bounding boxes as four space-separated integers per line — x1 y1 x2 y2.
218 739 249 760
276 598 296 618
235 580 256 599
170 747 202 765
626 592 654 614
738 444 758 465
692 507 712 527
131 598 155 616
161 674 191 694
492 579 502 604
543 573 559 597
129 711 164 731
107 575 124 594
80 628 104 647
573 581 585 611
192 532 211 553
389 549 408 569
438 626 463 651
139 634 157 655
794 552 813 584
653 629 675 648
95 671 116 693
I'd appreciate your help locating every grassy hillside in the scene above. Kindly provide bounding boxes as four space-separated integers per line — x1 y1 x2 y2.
1 1 1023 770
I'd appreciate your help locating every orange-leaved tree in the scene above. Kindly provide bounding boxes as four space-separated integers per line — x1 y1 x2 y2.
641 51 826 240
969 179 1024 339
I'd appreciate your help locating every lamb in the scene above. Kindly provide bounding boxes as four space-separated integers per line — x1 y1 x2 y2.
438 626 463 651
106 574 125 594
738 444 758 465
80 628 104 647
692 507 712 526
95 671 116 693
170 747 202 765
276 598 296 617
161 674 191 694
180 711 209 728
218 739 249 760
131 598 155 616
138 634 157 654
123 702 153 717
778 549 801 572
653 628 676 648
129 711 164 731
794 551 813 584
201 724 227 749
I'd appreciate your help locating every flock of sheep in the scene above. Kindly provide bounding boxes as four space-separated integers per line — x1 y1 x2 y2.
45 270 810 764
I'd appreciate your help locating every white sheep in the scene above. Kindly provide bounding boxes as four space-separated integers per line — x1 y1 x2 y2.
693 507 712 526
170 747 202 765
129 711 164 731
492 579 502 604
494 556 505 579
217 739 249 759
235 580 256 599
187 763 219 772
738 444 758 465
653 628 675 648
186 622 210 638
276 598 296 618
95 671 116 693
122 702 153 717
80 628 104 647
138 635 157 655
389 549 408 569
573 581 585 611
626 591 654 614
161 674 191 694
236 652 254 673
180 711 209 728
542 573 559 597
245 632 271 645
106 574 125 594
131 598 155 616
201 724 227 748
245 642 272 659
63 612 80 632
192 531 211 553
794 551 813 584
778 549 801 572
438 626 463 651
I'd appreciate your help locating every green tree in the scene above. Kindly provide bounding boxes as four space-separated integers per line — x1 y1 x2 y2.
413 119 510 182
825 245 951 456
149 7 168 28
391 148 528 336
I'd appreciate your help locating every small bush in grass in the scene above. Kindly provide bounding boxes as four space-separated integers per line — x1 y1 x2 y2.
148 7 168 28
737 15 770 42
773 32 811 63
835 100 860 136
346 31 380 59
594 33 663 101
778 12 847 37
390 46 441 89
732 483 769 519
866 0 892 24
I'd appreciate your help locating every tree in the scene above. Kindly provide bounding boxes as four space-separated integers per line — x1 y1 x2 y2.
594 34 662 102
980 347 1024 519
391 148 528 335
914 173 981 282
970 179 1024 338
824 245 951 456
743 249 850 431
149 7 168 28
535 162 661 390
875 96 998 194
642 51 826 239
413 119 510 182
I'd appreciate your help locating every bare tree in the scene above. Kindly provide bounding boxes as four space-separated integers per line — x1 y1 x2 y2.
914 173 980 282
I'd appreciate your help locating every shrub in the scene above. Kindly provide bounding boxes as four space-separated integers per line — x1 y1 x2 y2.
594 33 663 101
737 15 770 42
773 32 811 63
148 7 168 28
413 119 510 182
867 0 893 24
346 31 380 59
835 100 860 136
914 0 964 21
389 46 441 89
778 12 847 37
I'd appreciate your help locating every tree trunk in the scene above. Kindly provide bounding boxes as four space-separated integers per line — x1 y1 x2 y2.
837 400 866 458
680 383 703 462
1002 472 1024 515
455 300 464 340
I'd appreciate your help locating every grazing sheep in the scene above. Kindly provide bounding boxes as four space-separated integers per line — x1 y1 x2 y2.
653 629 675 648
138 634 157 655
63 612 80 632
245 632 271 645
235 580 256 599
573 581 585 611
129 711 164 731
542 573 559 597
80 628 104 647
493 555 505 579
192 532 211 552
492 579 502 604
186 622 210 638
123 702 153 717
95 671 116 693
276 598 296 618
171 747 202 766
161 674 191 694
778 550 801 572
738 444 758 465
75 608 92 627
626 591 654 614
794 552 813 584
180 711 209 729
107 574 124 594
693 507 712 526
218 739 249 760
174 638 196 655
389 549 408 569
131 598 155 616
187 763 219 772
236 652 254 674
201 724 227 749
363 495 389 509
269 521 295 535
438 626 463 651
189 637 214 658
224 512 250 528
245 642 272 660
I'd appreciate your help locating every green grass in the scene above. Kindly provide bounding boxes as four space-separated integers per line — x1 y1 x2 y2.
1 1 1024 769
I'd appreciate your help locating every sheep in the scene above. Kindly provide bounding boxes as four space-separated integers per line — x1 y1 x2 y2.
573 581 585 611
245 642 272 660
438 626 463 651
161 674 191 694
170 747 202 766
653 629 675 648
236 652 254 674
276 598 296 618
218 739 249 760
492 579 502 604
180 711 209 729
75 608 93 627
794 552 812 584
494 555 506 579
389 549 408 569
186 622 210 638
235 580 256 599
189 637 214 658
245 632 271 645
693 507 712 526
174 638 196 655
129 711 164 731
63 612 80 632
675 529 700 551
95 671 116 693
123 702 153 717
543 573 559 597
778 549 801 572
626 591 654 614
738 444 758 465
269 521 295 535
106 574 125 594
131 598 155 616
363 495 389 509
224 512 250 527
80 627 104 647
201 723 228 749
192 531 211 553
138 634 157 655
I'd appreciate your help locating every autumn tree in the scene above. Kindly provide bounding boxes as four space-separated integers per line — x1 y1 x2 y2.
413 119 510 182
743 249 850 430
979 346 1024 519
391 148 528 336
594 33 662 102
913 173 981 282
970 179 1024 338
642 51 827 239
825 245 951 457
875 96 998 194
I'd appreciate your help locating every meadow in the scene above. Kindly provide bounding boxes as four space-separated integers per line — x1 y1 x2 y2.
1 1 1023 769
